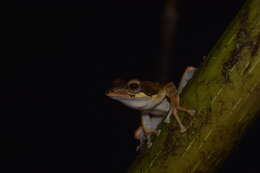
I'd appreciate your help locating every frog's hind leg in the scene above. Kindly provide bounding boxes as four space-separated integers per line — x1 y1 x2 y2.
164 78 195 133
173 95 196 116
178 66 197 94
139 115 164 148
172 108 187 133
151 116 164 136
175 66 196 116
134 115 163 141
150 116 164 131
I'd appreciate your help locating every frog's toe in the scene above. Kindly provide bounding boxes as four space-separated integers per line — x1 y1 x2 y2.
164 117 170 124
136 142 145 151
136 145 141 151
180 126 187 133
147 142 153 148
188 109 196 116
156 129 161 136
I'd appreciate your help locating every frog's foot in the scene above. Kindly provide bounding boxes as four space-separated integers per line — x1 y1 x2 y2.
147 141 153 148
146 135 153 148
136 138 146 152
156 129 161 136
187 109 196 116
164 117 170 124
164 108 173 124
136 145 142 151
180 126 187 133
135 128 147 151
136 144 146 151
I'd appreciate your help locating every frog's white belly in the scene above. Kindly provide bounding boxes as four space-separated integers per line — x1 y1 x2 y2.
147 98 171 116
111 96 171 115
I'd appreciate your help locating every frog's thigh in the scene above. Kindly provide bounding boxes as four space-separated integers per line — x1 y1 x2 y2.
150 116 164 131
134 126 144 139
141 114 154 133
178 66 197 94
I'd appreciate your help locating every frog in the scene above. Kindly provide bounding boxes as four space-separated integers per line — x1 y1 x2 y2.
106 66 196 150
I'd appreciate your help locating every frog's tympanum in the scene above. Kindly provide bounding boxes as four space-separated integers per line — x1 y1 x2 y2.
106 67 196 150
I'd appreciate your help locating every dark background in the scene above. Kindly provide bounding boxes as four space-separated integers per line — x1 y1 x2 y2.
2 0 259 172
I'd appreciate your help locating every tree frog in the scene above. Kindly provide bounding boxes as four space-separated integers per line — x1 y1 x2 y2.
106 67 196 150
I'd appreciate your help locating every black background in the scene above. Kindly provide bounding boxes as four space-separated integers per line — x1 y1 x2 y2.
3 0 259 172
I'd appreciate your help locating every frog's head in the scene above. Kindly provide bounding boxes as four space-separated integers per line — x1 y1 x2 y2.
106 79 164 110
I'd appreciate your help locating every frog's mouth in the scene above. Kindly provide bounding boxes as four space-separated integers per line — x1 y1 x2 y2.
106 89 159 110
106 90 130 98
106 89 149 99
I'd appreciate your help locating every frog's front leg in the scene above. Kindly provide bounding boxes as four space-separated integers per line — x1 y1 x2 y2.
135 114 164 150
164 107 173 124
134 126 153 151
134 126 146 151
173 94 196 116
164 82 195 132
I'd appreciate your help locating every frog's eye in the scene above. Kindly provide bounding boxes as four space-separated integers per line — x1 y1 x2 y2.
129 83 140 91
128 79 141 92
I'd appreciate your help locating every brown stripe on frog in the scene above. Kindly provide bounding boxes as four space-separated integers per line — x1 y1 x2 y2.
140 81 162 96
